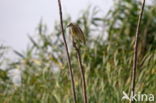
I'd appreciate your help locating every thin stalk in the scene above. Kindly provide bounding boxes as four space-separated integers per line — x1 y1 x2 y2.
57 0 77 103
73 42 88 103
130 0 146 103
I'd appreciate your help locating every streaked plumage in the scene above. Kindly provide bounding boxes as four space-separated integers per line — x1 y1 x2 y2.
67 23 86 44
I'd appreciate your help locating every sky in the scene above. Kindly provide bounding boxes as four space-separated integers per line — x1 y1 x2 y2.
0 0 113 52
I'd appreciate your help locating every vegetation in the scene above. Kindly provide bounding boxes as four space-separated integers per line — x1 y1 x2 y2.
0 0 156 103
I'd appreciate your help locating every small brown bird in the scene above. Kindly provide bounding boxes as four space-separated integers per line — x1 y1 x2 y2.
67 23 86 45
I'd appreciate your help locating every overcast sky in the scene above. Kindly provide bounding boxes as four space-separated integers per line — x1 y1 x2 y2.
0 0 113 51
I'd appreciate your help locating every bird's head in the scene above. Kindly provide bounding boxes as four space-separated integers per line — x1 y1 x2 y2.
67 23 74 28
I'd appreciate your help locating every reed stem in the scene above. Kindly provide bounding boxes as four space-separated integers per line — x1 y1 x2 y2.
57 0 77 103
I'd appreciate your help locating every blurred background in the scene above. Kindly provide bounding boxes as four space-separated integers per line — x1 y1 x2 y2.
0 0 156 103
0 0 112 51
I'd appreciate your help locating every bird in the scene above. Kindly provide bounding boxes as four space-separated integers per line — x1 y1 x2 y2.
67 23 86 45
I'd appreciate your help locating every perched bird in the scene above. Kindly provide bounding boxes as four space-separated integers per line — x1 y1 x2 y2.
67 23 86 45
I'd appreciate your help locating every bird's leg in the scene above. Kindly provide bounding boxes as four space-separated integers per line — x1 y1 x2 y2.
72 40 76 47
73 40 79 51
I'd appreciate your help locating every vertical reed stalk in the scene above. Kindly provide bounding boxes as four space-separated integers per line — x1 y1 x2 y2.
57 0 77 103
73 42 88 103
131 0 146 103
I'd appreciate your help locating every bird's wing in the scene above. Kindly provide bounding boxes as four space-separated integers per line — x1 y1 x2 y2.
76 25 86 44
